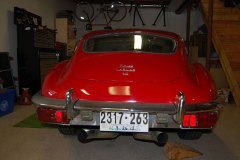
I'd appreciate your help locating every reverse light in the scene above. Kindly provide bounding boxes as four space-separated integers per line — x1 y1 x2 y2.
182 112 218 128
37 107 70 124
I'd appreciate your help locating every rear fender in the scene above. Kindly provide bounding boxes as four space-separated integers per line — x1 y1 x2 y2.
41 60 71 95
191 62 217 98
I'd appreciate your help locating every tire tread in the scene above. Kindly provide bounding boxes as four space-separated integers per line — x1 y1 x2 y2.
58 126 76 135
177 130 202 140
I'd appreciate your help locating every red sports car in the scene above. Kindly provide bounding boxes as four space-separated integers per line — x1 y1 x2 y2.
32 29 225 143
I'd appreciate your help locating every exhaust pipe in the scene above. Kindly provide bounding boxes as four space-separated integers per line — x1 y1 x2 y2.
77 129 119 140
133 131 168 143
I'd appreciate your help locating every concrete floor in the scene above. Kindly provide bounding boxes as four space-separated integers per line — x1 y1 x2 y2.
0 104 240 160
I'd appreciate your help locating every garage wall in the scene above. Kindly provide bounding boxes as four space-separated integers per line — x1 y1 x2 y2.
0 0 75 95
0 0 204 95
75 5 204 40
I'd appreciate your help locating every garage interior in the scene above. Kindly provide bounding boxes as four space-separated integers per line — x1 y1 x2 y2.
0 0 240 159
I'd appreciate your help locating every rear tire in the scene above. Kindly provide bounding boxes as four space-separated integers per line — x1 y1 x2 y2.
177 130 202 140
58 126 77 135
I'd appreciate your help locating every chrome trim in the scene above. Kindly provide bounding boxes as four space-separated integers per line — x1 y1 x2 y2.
32 89 226 128
70 112 181 128
119 64 133 68
32 90 225 114
32 91 65 109
74 101 176 114
133 131 168 143
32 91 176 113
172 92 185 124
116 68 135 72
66 88 79 119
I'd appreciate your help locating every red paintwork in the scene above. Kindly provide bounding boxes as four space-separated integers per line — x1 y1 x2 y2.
41 29 217 104
73 52 183 82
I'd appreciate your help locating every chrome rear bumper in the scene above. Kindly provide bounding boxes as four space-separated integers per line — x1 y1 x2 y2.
32 88 225 128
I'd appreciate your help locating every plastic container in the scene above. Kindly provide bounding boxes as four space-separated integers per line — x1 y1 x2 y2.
0 89 15 117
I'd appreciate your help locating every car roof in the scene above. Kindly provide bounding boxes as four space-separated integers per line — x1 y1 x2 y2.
83 29 181 40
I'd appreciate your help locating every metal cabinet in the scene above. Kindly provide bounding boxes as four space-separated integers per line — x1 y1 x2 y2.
17 25 57 95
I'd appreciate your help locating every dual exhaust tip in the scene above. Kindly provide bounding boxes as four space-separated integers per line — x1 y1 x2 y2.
77 129 168 144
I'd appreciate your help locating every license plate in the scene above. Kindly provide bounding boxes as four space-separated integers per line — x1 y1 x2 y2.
100 111 149 132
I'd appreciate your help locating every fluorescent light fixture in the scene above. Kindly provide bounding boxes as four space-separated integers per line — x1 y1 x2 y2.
134 35 142 49
80 17 84 20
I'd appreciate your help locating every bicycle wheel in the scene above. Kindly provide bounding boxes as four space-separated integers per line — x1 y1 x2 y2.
74 2 94 22
107 1 127 22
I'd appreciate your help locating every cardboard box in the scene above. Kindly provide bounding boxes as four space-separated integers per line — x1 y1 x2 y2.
198 57 206 67
210 68 229 89
189 46 198 62
217 88 230 103
164 141 202 160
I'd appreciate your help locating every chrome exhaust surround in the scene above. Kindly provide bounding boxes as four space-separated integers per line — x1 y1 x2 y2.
133 131 168 143
77 129 119 140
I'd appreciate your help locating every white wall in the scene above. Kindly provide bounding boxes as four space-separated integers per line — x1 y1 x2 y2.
75 5 204 40
0 0 75 95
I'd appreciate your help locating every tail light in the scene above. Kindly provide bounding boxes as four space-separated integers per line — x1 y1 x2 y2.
37 107 70 124
182 112 218 128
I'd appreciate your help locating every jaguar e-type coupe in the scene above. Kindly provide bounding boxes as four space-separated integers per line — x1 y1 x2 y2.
33 29 225 143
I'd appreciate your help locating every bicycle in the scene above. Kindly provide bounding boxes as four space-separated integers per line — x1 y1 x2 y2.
74 1 127 30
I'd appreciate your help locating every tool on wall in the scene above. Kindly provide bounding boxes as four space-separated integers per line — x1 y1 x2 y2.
152 4 166 26
14 7 42 26
129 3 145 26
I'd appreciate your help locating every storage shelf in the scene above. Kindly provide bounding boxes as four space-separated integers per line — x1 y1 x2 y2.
56 18 76 56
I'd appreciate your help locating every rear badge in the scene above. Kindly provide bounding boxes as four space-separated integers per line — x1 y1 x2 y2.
117 64 135 76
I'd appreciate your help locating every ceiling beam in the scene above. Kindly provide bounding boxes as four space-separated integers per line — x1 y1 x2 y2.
175 0 199 14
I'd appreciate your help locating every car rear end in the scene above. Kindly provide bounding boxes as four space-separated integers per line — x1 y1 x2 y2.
32 29 225 142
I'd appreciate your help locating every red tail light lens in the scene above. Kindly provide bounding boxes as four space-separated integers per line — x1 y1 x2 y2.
190 114 197 127
182 112 218 128
37 107 70 124
197 112 218 128
56 111 62 123
183 115 190 127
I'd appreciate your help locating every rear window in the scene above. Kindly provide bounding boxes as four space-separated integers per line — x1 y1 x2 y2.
84 33 177 54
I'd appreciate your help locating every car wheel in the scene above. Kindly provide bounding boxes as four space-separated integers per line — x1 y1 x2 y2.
58 126 77 135
177 130 202 140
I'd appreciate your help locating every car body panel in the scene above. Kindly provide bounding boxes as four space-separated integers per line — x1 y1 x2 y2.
73 31 183 82
41 29 217 104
